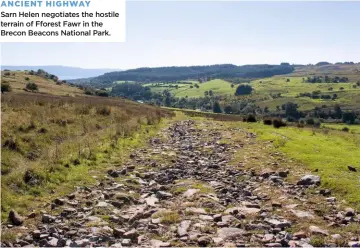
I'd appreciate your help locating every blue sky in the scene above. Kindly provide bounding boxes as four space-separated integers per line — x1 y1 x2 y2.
1 1 360 69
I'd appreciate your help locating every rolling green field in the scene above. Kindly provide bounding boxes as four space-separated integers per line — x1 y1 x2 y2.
250 76 360 111
146 79 235 98
143 70 360 112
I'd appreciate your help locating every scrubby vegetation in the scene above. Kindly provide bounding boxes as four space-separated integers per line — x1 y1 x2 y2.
1 92 173 219
1 82 12 93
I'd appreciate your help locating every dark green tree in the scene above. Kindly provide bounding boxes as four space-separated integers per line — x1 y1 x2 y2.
213 101 222 113
342 112 356 124
224 105 232 114
235 85 253 96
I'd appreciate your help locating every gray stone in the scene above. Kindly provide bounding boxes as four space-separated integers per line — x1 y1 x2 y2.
123 229 139 240
121 239 132 246
345 207 355 217
71 239 90 247
264 218 291 229
96 201 109 207
42 214 56 223
177 220 191 237
217 228 245 240
47 237 58 247
262 234 275 242
113 228 125 238
150 239 171 247
183 189 200 198
309 226 329 236
145 195 159 207
199 215 213 221
8 210 24 226
185 207 207 215
297 175 320 186
291 210 314 219
198 236 212 246
155 191 173 199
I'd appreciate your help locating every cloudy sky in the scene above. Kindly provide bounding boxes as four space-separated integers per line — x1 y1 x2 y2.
1 1 360 69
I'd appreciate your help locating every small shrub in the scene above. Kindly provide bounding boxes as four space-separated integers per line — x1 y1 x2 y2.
38 128 48 134
72 158 81 166
263 119 272 125
85 89 94 95
19 121 36 132
96 106 111 116
297 122 305 128
23 169 43 186
152 211 180 224
25 77 30 81
306 118 315 125
313 121 321 128
1 83 12 93
3 138 19 151
309 236 325 247
273 118 286 128
246 114 257 122
342 127 349 132
96 90 109 97
26 82 39 91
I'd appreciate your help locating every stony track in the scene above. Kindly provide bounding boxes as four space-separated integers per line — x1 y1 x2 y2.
2 120 360 247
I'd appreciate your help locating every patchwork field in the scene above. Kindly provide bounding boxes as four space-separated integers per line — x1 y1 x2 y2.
146 79 235 98
250 76 360 111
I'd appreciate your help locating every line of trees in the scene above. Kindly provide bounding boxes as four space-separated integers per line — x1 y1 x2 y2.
306 76 349 83
73 64 295 88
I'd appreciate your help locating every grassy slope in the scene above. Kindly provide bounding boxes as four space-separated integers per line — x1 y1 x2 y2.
322 123 360 134
291 64 360 82
145 65 360 111
147 79 235 98
1 72 174 219
1 71 83 96
250 76 360 111
227 120 360 209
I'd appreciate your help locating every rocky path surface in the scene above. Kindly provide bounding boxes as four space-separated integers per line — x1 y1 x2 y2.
2 120 360 247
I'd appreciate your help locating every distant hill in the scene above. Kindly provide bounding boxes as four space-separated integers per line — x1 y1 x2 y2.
292 63 360 82
1 66 120 80
70 63 295 88
1 70 84 96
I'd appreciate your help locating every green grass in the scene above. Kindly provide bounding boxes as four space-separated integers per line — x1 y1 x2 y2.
147 79 235 98
170 179 214 195
322 123 360 134
152 210 181 224
225 121 360 210
250 76 360 111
